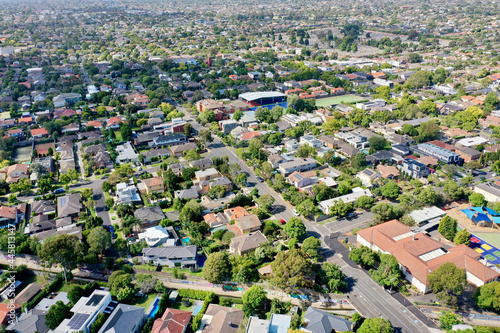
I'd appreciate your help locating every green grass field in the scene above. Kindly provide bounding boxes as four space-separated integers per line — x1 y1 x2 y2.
0 112 10 119
113 130 123 141
315 94 365 107
130 293 158 308
474 232 500 248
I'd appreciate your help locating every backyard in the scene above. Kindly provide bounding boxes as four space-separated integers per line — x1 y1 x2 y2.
13 146 32 163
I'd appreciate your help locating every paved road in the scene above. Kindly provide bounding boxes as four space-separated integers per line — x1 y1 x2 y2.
325 235 434 333
323 211 374 235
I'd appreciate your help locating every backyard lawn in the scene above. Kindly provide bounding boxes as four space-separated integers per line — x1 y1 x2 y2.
130 293 158 308
161 267 204 277
315 94 365 107
113 130 123 141
58 283 82 293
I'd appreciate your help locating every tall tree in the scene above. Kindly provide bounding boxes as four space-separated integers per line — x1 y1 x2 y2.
203 252 231 283
39 234 86 281
438 216 457 241
428 262 467 307
87 226 112 256
357 317 394 333
45 301 71 329
242 285 268 318
271 248 311 291
474 281 500 312
284 217 306 240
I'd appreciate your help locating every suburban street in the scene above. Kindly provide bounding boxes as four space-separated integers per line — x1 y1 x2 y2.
186 117 436 333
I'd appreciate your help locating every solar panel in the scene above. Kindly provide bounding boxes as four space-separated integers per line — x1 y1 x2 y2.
68 313 90 330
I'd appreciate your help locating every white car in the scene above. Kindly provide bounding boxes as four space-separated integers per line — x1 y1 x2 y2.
292 209 300 216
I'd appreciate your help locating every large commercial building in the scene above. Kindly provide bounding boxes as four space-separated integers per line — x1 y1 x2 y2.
238 91 286 106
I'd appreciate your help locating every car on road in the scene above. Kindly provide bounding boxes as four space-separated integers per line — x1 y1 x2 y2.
280 219 286 225
53 188 65 194
256 176 264 183
292 209 299 216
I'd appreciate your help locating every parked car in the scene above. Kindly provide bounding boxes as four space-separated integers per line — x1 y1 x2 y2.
256 176 264 182
280 219 286 225
292 209 299 216
54 188 65 194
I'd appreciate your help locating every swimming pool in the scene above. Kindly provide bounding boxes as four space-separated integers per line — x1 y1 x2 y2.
181 237 190 245
148 298 161 318
192 305 203 315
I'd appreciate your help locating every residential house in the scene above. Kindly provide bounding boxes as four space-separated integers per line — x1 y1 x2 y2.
219 119 239 134
227 214 262 236
83 144 107 155
8 292 70 333
287 170 317 189
246 317 269 333
0 204 26 227
189 157 213 170
134 206 165 228
151 309 191 333
356 169 381 187
134 131 162 147
6 164 29 183
170 142 198 157
174 188 199 200
303 307 354 333
416 143 461 164
143 149 170 163
53 290 112 333
97 304 145 333
52 93 81 108
106 117 125 129
116 142 139 164
319 187 373 214
400 159 430 179
268 154 286 168
377 164 401 179
140 177 164 195
299 135 324 148
195 168 221 182
30 128 49 138
150 134 188 148
357 220 500 293
94 151 114 169
278 158 317 176
57 193 82 219
116 183 141 204
142 246 197 268
199 305 244 333
229 231 267 255
455 147 481 163
203 212 230 230
138 225 178 247
31 200 56 216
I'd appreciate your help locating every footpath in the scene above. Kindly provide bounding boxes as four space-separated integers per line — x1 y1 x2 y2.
0 255 355 312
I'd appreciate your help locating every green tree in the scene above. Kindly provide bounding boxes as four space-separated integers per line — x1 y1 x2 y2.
469 193 486 207
296 199 318 217
417 121 440 142
357 317 394 333
349 246 376 268
184 149 201 161
39 234 86 281
372 203 400 223
271 248 312 291
203 252 231 283
439 312 463 330
370 254 402 289
438 216 457 241
351 152 367 170
67 285 85 304
319 262 347 293
417 187 440 205
302 236 321 260
102 181 112 192
454 229 471 246
443 181 466 200
120 124 132 141
87 226 112 255
380 181 400 199
45 301 71 329
117 286 135 302
242 285 268 318
108 271 133 296
9 178 32 194
255 194 275 211
474 281 500 312
419 100 437 114
355 195 375 209
138 154 145 165
485 91 499 107
368 136 388 151
198 129 213 145
284 217 306 240
428 262 467 307
329 199 353 217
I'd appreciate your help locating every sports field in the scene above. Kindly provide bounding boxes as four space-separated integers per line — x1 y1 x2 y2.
315 94 365 107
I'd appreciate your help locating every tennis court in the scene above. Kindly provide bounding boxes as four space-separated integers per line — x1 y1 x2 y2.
315 94 365 107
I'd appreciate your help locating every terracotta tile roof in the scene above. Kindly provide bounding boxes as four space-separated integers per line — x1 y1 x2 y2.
30 128 49 136
224 206 249 220
152 308 191 333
